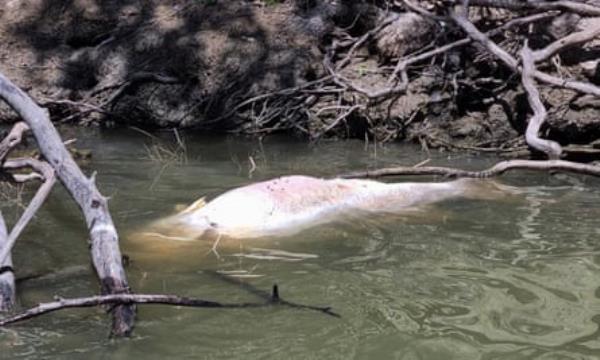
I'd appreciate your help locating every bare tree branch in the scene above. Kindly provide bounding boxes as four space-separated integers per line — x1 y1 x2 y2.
450 8 600 97
0 158 55 266
0 72 135 336
0 122 29 162
521 44 563 159
533 21 600 62
450 9 518 68
0 211 14 312
340 159 600 179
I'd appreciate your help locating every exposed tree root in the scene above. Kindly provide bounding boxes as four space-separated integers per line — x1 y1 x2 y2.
449 7 600 97
520 44 562 159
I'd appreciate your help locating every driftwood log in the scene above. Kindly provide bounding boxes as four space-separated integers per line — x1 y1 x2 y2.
0 73 135 336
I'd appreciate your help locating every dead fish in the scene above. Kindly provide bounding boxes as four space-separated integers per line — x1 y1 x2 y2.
137 175 509 241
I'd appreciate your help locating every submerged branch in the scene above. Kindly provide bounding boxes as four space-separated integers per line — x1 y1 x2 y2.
0 287 339 327
0 72 135 336
0 158 56 266
340 160 600 179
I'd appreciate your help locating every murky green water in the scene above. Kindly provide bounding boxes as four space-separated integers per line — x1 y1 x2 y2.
2 128 600 359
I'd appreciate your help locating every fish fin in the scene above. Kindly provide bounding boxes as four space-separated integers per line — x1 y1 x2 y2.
174 204 187 212
180 197 206 214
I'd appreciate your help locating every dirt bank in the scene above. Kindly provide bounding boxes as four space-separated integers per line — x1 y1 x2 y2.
1 0 600 155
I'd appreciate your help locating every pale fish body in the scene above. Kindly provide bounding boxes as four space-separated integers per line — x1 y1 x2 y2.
146 175 499 240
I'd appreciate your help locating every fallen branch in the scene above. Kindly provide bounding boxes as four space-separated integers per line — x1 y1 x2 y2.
340 159 600 179
455 0 600 17
0 122 29 162
0 212 14 312
449 8 600 97
0 158 56 266
450 9 518 68
389 12 557 83
0 72 135 336
532 20 600 63
0 287 339 327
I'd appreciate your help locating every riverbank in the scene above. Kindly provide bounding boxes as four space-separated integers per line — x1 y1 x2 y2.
1 0 600 156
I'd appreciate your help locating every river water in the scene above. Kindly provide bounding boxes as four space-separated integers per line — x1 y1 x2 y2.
1 128 600 359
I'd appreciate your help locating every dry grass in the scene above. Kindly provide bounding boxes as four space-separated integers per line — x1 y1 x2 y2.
132 127 188 165
130 127 189 190
0 181 27 225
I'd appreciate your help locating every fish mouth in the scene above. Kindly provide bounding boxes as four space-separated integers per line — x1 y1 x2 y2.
131 215 218 242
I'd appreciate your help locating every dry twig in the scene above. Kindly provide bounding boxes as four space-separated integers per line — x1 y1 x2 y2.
532 20 600 62
0 158 55 266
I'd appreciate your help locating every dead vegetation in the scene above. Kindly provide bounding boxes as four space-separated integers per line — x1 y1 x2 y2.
2 0 600 159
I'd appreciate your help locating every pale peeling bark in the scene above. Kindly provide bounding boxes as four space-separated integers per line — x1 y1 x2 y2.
0 212 15 312
0 73 135 336
521 45 563 159
0 288 338 328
